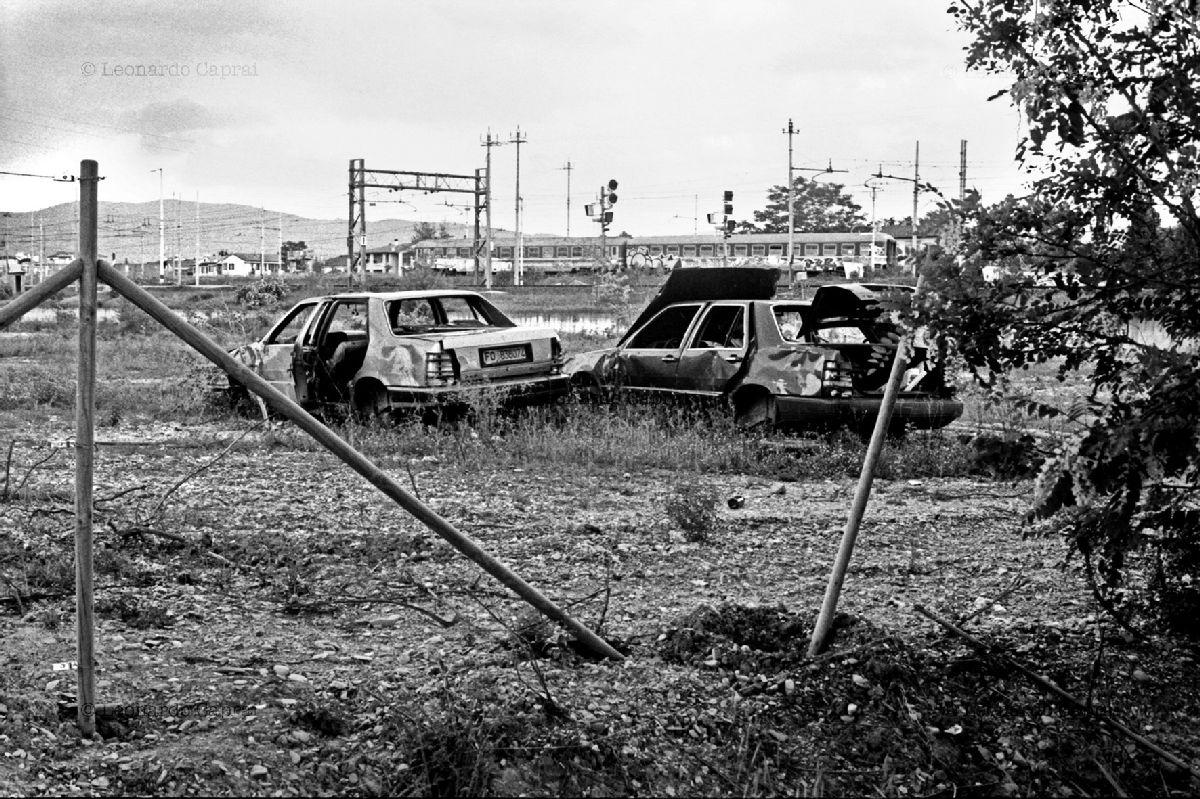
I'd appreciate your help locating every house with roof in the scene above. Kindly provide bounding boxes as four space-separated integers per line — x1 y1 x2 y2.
364 239 413 273
215 252 281 277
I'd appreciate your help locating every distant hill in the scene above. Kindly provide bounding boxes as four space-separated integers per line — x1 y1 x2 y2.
0 200 481 265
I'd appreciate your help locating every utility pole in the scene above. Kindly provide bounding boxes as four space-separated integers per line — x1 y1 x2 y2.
152 168 164 281
865 176 882 272
558 160 572 237
39 219 45 283
194 193 200 286
278 210 283 275
912 140 920 275
174 193 182 286
510 127 526 286
959 139 968 202
260 207 266 276
783 118 796 273
480 130 502 288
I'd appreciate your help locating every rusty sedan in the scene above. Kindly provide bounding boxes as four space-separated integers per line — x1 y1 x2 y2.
220 290 569 419
565 267 962 433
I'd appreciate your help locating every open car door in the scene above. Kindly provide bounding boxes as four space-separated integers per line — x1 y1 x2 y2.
256 300 322 403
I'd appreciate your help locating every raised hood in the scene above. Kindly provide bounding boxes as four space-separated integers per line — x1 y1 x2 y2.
806 282 915 323
619 266 780 346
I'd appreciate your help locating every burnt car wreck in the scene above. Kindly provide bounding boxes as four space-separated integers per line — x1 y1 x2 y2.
565 267 962 434
219 290 569 420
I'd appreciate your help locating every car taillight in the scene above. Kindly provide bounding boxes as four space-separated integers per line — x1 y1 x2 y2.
425 350 458 384
822 359 853 397
550 338 564 374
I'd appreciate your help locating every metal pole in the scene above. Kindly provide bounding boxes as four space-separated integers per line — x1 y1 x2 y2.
154 168 164 281
484 132 494 289
598 185 607 268
96 261 624 661
75 160 100 735
808 278 923 656
912 140 919 276
785 119 795 282
869 182 879 273
194 193 200 286
511 127 526 286
560 160 572 237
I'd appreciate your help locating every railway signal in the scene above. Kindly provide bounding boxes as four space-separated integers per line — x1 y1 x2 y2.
590 178 619 265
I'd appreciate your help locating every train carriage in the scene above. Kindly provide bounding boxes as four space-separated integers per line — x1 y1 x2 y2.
410 231 896 276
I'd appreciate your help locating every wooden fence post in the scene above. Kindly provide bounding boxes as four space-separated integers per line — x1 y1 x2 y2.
75 160 99 735
96 262 624 662
808 280 924 657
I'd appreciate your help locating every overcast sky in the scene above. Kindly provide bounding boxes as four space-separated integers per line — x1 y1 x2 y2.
0 0 1029 244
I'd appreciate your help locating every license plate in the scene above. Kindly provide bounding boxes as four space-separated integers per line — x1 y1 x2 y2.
481 345 530 366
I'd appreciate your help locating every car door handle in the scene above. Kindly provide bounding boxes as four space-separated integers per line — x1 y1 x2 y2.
661 354 679 363
724 354 743 363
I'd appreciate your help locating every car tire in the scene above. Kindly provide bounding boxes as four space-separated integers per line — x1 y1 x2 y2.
351 380 392 423
734 392 777 433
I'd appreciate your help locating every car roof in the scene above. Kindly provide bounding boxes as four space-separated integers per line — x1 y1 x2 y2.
300 289 487 302
619 266 780 346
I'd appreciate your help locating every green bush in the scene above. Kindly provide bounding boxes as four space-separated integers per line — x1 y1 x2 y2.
234 277 289 309
665 480 720 542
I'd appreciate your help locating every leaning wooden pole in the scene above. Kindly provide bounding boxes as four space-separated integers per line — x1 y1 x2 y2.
96 262 623 662
808 281 924 657
75 160 100 735
0 259 84 330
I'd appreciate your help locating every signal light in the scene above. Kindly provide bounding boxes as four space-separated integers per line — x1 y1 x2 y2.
723 189 733 216
608 179 618 191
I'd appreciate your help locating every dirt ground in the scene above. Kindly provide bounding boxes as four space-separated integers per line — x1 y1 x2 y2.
1 420 1198 796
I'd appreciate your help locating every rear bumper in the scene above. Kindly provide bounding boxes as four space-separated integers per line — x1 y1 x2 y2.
774 394 963 430
384 374 571 409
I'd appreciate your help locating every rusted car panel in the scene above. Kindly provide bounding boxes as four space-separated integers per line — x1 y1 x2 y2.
222 290 569 417
565 267 962 432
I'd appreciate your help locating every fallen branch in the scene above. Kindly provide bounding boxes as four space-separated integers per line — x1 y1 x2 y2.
2 445 61 503
141 419 265 524
955 573 1030 626
109 522 235 567
914 603 1200 780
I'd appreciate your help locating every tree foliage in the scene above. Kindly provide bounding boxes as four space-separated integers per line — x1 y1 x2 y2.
410 222 451 243
924 1 1200 634
742 177 867 233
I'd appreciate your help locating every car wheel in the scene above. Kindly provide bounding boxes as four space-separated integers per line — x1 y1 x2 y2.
735 392 777 433
351 381 392 423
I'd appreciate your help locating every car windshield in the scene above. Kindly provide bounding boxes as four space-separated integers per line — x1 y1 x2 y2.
386 294 513 333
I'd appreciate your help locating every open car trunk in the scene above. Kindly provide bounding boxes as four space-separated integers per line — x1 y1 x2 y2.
803 282 941 395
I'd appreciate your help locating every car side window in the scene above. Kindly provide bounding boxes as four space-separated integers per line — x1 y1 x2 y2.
390 299 436 331
773 306 808 342
627 305 700 350
324 301 369 338
437 296 488 327
689 305 745 349
264 302 319 346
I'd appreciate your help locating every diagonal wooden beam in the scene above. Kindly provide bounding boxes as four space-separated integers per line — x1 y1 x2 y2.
0 259 84 330
96 261 624 662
